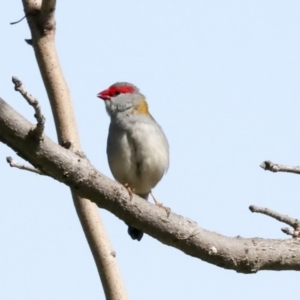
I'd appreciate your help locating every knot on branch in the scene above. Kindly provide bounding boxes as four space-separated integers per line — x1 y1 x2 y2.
260 161 278 172
260 160 300 174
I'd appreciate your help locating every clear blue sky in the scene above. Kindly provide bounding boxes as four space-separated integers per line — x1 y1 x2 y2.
1 1 300 299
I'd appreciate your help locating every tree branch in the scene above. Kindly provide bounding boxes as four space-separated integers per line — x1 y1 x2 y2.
6 156 43 175
12 76 45 137
250 205 300 237
1 96 300 273
22 1 127 299
249 205 300 228
260 160 300 175
282 227 299 237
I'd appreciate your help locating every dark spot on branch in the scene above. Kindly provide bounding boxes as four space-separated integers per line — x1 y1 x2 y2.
61 141 72 149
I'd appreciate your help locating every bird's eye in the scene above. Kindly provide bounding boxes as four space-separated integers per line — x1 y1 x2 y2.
115 91 120 96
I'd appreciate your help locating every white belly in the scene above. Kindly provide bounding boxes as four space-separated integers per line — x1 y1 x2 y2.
107 121 169 195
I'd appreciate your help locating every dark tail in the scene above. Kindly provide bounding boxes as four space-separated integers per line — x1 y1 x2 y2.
128 226 143 241
127 193 149 242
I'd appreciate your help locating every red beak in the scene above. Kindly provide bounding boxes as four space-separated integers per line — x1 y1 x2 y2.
97 90 110 100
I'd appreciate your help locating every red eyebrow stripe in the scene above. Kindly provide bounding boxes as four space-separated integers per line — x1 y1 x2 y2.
108 86 135 94
97 85 135 100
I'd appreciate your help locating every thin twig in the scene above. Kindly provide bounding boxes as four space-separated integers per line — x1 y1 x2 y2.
10 10 38 25
260 160 300 175
12 76 45 137
10 12 30 25
6 156 43 175
281 227 298 237
249 205 299 228
249 205 300 237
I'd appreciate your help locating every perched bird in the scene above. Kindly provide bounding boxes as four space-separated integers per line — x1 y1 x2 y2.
97 82 169 241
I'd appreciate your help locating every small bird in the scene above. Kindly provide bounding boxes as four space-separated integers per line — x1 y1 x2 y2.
97 82 169 241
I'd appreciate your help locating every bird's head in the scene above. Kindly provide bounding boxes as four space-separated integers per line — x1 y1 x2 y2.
97 82 149 117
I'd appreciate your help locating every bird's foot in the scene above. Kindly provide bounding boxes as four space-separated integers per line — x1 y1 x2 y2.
124 183 134 200
150 191 171 217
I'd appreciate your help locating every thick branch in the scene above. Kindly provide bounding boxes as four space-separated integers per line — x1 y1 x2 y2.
1 97 300 273
260 160 300 175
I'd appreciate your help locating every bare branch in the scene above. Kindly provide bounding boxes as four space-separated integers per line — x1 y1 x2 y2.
10 12 30 25
249 205 300 237
249 205 300 228
6 156 43 175
12 76 45 137
1 97 300 273
281 227 300 237
260 160 300 175
22 1 127 298
10 9 39 25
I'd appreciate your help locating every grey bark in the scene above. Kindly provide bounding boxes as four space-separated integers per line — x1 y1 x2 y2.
1 97 300 274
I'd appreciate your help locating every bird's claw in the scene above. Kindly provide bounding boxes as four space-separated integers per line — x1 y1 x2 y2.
150 191 171 217
124 183 134 200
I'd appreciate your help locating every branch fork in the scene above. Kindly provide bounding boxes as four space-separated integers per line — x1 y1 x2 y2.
250 205 300 238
